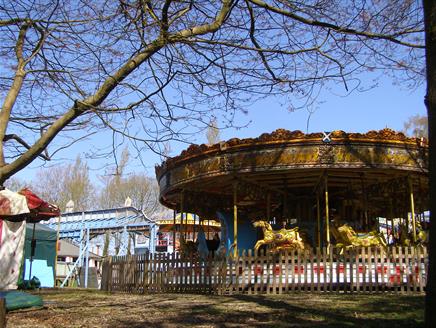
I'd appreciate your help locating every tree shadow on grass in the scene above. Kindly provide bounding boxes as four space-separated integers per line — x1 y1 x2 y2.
107 294 424 328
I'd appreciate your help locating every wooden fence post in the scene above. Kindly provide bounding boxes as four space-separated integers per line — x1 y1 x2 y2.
100 259 107 291
107 257 113 292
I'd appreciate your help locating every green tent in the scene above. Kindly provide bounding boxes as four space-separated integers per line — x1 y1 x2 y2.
22 223 57 287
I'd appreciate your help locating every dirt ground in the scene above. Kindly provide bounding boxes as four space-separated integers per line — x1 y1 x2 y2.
6 289 424 327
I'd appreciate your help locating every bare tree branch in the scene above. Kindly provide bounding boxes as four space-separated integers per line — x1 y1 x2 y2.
248 0 425 48
0 0 426 185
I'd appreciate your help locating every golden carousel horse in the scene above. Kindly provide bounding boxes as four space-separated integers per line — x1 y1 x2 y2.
398 221 428 247
416 222 428 245
330 222 387 254
253 220 308 253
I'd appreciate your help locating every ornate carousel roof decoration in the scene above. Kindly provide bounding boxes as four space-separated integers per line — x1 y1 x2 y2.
155 128 428 220
156 128 427 174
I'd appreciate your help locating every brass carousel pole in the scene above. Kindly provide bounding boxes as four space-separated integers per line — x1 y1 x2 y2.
360 173 369 229
173 209 176 253
180 191 185 242
324 174 330 253
266 192 271 221
192 215 195 241
233 181 238 258
317 194 321 249
389 198 394 245
408 177 417 243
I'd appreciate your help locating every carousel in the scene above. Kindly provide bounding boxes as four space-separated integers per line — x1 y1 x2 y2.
155 128 429 257
157 213 221 254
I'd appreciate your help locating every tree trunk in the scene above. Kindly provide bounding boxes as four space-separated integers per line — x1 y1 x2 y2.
424 0 436 326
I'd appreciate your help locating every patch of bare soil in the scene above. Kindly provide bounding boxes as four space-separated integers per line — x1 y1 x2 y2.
6 289 424 327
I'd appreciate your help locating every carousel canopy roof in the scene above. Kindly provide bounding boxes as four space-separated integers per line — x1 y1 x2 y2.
157 213 221 233
155 129 428 219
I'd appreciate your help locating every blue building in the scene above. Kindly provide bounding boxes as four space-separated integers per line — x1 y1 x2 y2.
44 206 157 287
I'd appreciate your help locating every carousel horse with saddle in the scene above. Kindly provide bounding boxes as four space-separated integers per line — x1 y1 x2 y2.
253 220 310 253
330 220 387 254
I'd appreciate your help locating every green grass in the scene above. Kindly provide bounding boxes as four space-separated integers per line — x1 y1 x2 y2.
6 289 424 327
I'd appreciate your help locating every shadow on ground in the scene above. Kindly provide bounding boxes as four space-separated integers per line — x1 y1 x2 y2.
107 293 424 328
7 290 424 328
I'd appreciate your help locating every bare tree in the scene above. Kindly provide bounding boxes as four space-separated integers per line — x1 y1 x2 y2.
98 148 163 217
32 156 95 211
403 114 428 138
0 0 425 186
99 172 162 215
3 176 27 191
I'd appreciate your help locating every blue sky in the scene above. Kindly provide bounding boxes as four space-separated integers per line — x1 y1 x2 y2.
13 76 426 185
220 81 426 140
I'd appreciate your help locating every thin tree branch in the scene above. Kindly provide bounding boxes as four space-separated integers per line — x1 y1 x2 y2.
248 0 425 48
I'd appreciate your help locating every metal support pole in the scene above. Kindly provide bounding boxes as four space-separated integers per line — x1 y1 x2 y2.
193 214 197 241
388 198 394 245
54 215 61 287
233 182 238 257
149 225 153 254
78 227 84 267
122 225 128 255
121 226 130 255
266 192 271 221
84 228 90 288
180 191 185 239
80 212 85 267
390 218 394 244
60 245 87 288
282 191 288 219
150 224 156 254
324 174 330 252
192 214 195 240
360 174 369 229
317 195 321 248
28 223 36 281
409 177 417 243
173 210 176 253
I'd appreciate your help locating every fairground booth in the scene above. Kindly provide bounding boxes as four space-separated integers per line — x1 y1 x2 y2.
0 189 60 311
